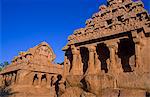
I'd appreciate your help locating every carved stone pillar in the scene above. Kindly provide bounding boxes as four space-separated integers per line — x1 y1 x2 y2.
134 39 141 69
70 45 83 75
38 73 42 86
11 73 16 85
106 42 119 88
133 38 144 71
2 75 5 85
63 56 70 79
46 73 50 87
0 75 3 86
78 51 83 75
95 50 101 74
132 30 144 71
86 45 96 75
106 42 118 73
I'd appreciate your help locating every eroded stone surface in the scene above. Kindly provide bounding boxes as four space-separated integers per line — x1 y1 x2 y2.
62 0 150 97
1 0 150 97
0 42 63 97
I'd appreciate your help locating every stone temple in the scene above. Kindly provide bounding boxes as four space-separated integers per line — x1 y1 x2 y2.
0 0 150 97
0 42 63 97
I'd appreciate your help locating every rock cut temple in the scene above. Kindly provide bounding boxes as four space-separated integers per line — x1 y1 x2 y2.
0 42 63 97
0 0 150 97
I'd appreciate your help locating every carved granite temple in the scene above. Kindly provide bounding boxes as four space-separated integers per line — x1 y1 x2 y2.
0 0 150 97
0 42 63 97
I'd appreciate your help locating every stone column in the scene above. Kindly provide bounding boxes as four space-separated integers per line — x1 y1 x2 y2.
134 39 141 69
11 73 16 85
106 42 118 73
70 45 83 75
86 45 96 75
95 50 101 74
3 75 6 85
106 41 120 88
133 38 144 71
107 42 118 88
132 30 144 71
46 73 50 87
0 75 3 86
38 73 42 86
63 55 70 80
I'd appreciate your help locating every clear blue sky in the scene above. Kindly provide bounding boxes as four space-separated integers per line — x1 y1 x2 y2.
0 0 150 63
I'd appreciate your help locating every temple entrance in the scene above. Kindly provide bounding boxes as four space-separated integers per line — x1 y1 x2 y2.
118 38 135 72
80 47 89 74
96 43 110 73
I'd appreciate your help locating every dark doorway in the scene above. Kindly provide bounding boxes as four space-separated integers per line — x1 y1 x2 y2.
41 74 47 85
118 38 135 72
65 49 73 72
33 74 38 85
96 43 110 73
80 47 89 74
41 74 47 81
146 92 150 97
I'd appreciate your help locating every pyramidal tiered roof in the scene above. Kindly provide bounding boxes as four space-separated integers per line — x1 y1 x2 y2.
0 42 62 74
65 0 150 47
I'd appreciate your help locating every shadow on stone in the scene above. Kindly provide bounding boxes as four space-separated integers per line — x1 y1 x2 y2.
146 92 150 97
0 86 13 97
54 74 62 97
80 77 88 92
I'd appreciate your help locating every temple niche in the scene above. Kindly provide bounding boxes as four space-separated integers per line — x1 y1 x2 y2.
0 42 63 97
62 0 150 97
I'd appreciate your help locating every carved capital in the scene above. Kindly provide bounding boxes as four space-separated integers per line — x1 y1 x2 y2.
71 45 80 55
106 41 118 51
132 30 146 48
133 38 141 44
88 45 96 52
